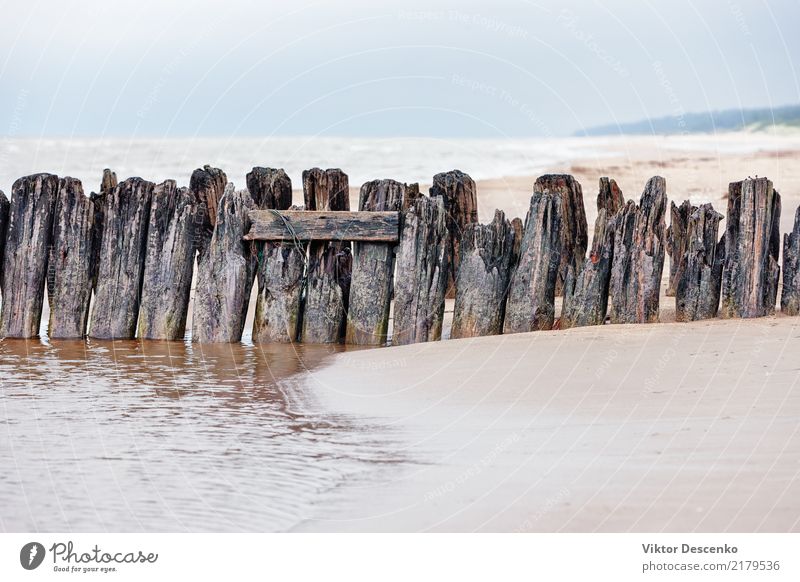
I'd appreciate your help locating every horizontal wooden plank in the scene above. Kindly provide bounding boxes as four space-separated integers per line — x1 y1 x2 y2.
244 210 400 242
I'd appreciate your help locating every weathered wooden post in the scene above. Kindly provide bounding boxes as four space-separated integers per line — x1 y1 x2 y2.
0 190 9 288
138 180 198 340
451 209 518 338
89 177 154 339
782 206 800 315
248 168 304 344
345 179 408 345
429 170 478 297
504 179 564 333
561 210 617 329
666 200 693 296
0 174 59 338
89 169 117 290
192 184 255 343
48 177 95 338
675 203 725 322
597 177 624 216
720 177 781 318
392 196 450 345
190 165 227 260
300 168 351 343
608 176 667 324
536 174 587 296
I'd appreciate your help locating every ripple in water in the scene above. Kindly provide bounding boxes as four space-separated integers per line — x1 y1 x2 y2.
0 337 404 532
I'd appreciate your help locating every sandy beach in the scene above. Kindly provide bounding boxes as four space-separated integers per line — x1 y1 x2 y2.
292 136 800 532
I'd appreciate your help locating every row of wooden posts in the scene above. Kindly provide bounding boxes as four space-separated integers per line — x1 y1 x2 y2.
0 166 796 345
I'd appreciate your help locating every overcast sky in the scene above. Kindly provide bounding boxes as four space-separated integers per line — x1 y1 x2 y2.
1 0 798 138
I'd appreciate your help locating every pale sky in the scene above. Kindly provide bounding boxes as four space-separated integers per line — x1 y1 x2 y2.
0 0 798 137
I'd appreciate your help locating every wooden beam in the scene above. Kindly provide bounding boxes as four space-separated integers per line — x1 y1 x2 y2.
244 210 400 242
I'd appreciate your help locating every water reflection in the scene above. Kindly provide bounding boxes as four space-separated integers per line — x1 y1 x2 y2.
0 337 401 532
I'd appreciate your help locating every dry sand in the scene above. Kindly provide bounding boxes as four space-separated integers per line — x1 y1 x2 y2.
296 136 800 532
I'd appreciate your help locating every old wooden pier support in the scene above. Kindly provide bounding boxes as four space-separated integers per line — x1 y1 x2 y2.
674 203 725 322
504 178 564 333
608 176 667 324
301 168 351 343
666 199 693 297
782 207 800 315
1 174 59 338
720 177 781 319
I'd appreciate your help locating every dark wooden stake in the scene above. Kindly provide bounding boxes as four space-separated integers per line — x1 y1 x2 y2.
720 177 781 318
0 190 9 289
300 168 351 344
192 184 256 343
190 165 227 261
89 169 117 291
429 170 478 298
0 174 59 338
597 177 625 216
249 168 303 344
345 179 407 345
608 176 667 324
451 209 518 338
48 177 95 339
138 180 197 340
535 174 588 296
675 203 725 322
89 177 154 339
666 200 694 296
504 181 564 333
392 196 450 345
782 206 800 315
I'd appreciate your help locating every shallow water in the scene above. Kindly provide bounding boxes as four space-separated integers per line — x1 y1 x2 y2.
0 336 403 532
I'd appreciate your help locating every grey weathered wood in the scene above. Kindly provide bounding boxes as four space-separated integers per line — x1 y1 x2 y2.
782 206 800 315
251 169 304 344
190 165 227 261
666 200 694 296
345 179 407 345
89 177 154 339
0 190 9 289
138 180 197 340
720 177 781 318
430 170 478 297
245 210 399 242
301 168 351 343
403 183 423 210
503 181 564 333
451 209 518 338
561 209 617 329
89 169 118 291
0 174 59 338
534 174 588 296
675 203 725 322
392 196 450 345
48 177 95 339
608 176 667 324
193 184 256 343
597 177 624 216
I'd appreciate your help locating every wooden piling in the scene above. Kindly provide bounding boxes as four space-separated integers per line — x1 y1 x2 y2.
192 184 256 343
248 168 304 344
597 177 625 216
345 179 407 346
190 165 227 261
720 177 781 318
451 209 518 339
89 169 117 290
0 190 9 288
48 177 95 338
608 176 667 324
429 170 478 297
0 174 59 338
782 206 800 315
675 203 725 322
392 196 450 345
666 200 693 296
300 168 351 344
138 180 197 340
89 177 154 339
504 181 564 333
535 174 588 296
